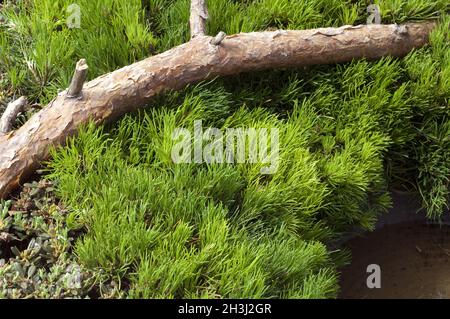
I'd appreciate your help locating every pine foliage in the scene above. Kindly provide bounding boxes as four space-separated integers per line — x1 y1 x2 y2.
0 0 449 298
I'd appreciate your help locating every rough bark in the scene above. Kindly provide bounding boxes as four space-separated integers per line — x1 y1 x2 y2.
190 0 208 38
0 21 437 198
0 97 27 135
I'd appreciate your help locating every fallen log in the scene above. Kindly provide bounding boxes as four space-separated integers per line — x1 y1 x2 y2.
0 20 437 198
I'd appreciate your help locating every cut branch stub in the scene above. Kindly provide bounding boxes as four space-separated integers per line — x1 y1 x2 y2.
190 0 208 38
211 31 226 45
0 96 27 135
67 59 88 98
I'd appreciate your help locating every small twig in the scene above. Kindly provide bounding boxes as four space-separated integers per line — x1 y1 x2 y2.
190 0 208 38
437 243 450 257
67 59 88 98
0 96 27 134
211 31 226 45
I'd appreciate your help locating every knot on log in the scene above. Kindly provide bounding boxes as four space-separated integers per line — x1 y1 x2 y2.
67 59 89 98
395 24 409 36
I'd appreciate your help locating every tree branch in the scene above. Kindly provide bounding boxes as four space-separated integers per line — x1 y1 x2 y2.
190 0 208 38
0 21 437 198
0 96 27 135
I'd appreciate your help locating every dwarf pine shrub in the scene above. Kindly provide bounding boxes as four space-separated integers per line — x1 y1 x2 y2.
0 0 449 298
